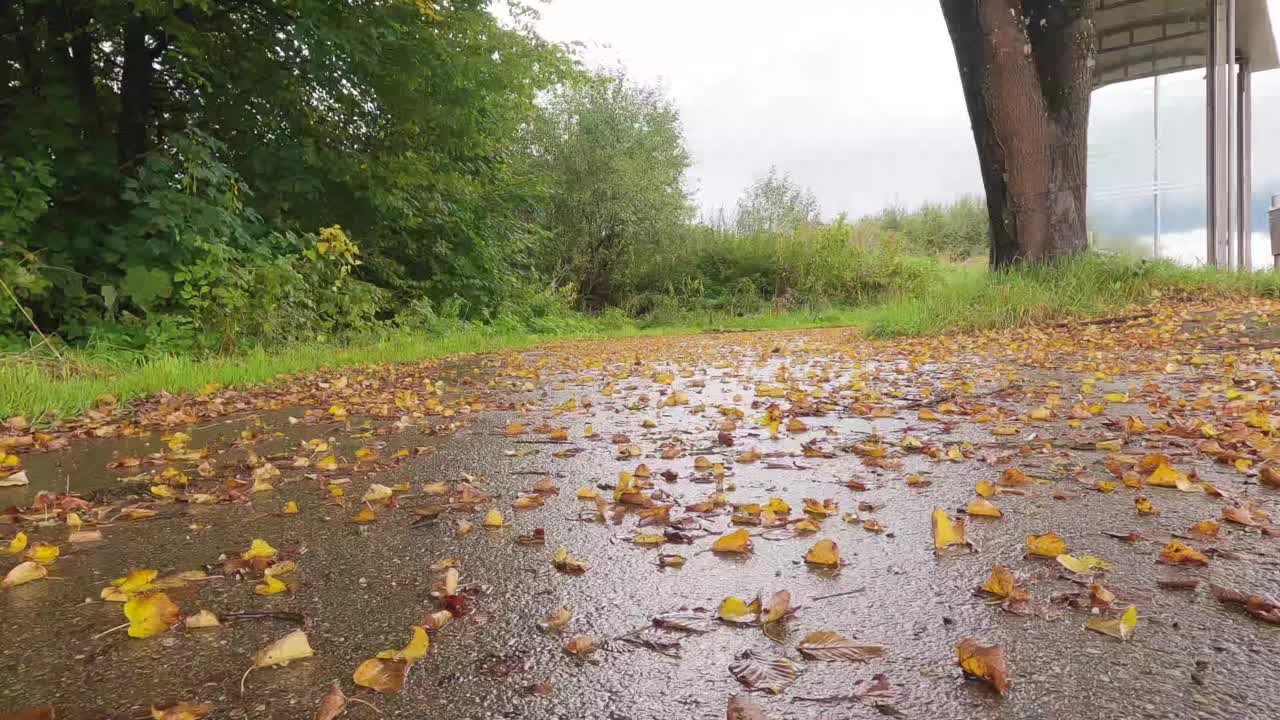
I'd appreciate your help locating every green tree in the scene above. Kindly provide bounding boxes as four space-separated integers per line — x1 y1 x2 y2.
525 69 693 309
733 167 821 237
0 0 570 346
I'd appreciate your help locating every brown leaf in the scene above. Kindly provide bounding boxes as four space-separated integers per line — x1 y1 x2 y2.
956 638 1009 696
796 631 884 662
352 657 409 694
729 649 804 694
314 681 346 720
726 694 768 720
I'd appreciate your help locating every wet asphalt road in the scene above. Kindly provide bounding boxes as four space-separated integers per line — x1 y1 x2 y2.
3 317 1280 720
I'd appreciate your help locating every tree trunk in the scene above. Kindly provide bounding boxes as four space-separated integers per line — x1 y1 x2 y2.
941 0 1095 267
118 14 153 167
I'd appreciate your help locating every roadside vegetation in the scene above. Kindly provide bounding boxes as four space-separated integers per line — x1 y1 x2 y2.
4 2 1279 420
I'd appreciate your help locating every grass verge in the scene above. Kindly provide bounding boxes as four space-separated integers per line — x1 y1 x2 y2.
4 254 1276 421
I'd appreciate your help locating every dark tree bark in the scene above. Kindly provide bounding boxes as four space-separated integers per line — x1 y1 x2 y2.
941 0 1095 267
118 14 153 167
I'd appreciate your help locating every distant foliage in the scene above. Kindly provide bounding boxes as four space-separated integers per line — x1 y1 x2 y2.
524 69 694 309
733 167 822 237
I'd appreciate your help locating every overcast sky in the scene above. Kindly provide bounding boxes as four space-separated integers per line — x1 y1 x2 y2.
535 0 1280 245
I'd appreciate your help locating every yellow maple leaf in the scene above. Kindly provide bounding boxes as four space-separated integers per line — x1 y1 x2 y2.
711 528 752 554
124 591 180 638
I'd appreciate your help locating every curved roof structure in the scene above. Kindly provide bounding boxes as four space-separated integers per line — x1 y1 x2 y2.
1094 0 1277 87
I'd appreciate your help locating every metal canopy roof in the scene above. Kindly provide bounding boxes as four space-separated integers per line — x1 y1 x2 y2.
1094 0 1278 87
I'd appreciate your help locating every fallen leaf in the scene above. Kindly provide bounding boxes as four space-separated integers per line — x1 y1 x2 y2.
729 649 804 694
712 528 752 554
966 498 1002 518
551 546 587 574
2 560 47 587
1158 540 1208 566
726 694 768 720
955 638 1009 696
254 629 314 668
1025 532 1066 558
255 575 288 595
761 590 791 624
24 542 59 564
719 596 761 623
797 631 884 662
803 539 840 567
1086 604 1138 641
482 509 506 528
931 507 971 552
979 564 1016 597
314 682 347 720
150 703 212 720
241 539 276 561
124 592 180 638
4 531 28 553
353 657 409 694
185 610 221 629
563 635 596 656
538 606 571 633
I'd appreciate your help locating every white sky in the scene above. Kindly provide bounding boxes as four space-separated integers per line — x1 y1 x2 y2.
535 0 1280 231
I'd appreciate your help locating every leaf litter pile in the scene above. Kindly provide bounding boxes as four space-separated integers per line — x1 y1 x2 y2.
4 301 1280 718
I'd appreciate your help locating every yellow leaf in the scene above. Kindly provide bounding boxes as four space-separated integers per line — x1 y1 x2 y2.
712 528 752 554
804 539 840 567
575 487 598 500
124 591 180 637
1188 520 1220 538
1025 531 1066 558
1146 463 1184 488
931 507 969 551
998 468 1031 486
25 542 59 564
283 501 298 515
255 575 288 595
975 481 995 497
2 560 47 587
764 497 790 514
482 509 506 528
630 532 666 545
1087 604 1138 641
966 498 1002 518
315 454 340 471
793 519 821 534
551 546 587 574
3 531 27 554
718 596 760 623
376 626 429 662
1158 540 1208 566
1056 554 1090 574
1135 496 1156 514
105 568 158 601
538 606 571 632
254 629 314 668
184 610 221 629
241 539 276 561
511 495 544 510
151 702 212 720
353 657 408 694
979 564 1015 597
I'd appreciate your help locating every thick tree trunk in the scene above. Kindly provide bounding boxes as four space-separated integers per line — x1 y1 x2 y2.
118 14 153 167
941 0 1095 267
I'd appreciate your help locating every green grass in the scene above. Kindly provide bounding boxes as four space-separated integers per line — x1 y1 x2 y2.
5 254 1278 422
